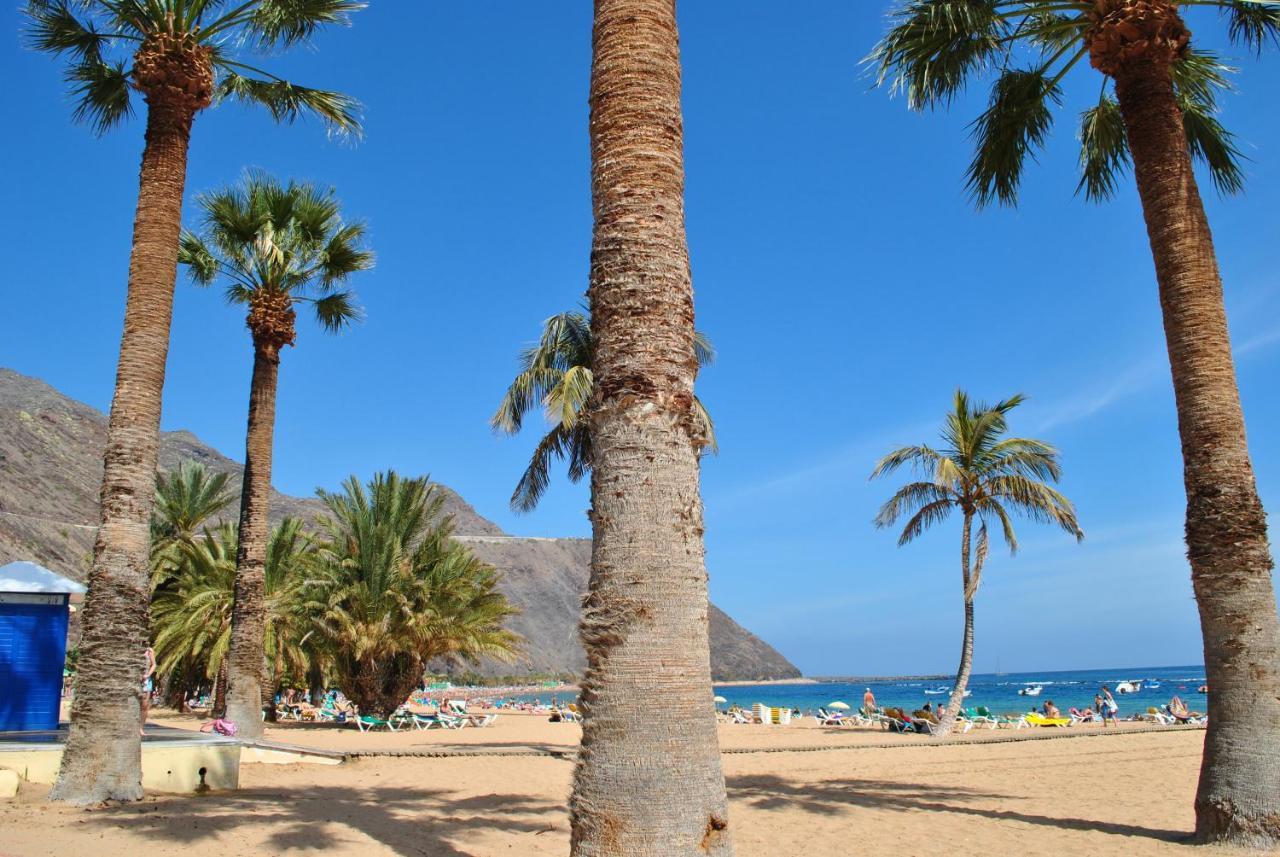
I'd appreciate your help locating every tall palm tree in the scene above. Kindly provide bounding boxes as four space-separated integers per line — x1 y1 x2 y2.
492 307 717 512
871 391 1082 735
179 172 371 739
27 0 364 804
869 1 1280 843
569 2 733 854
309 472 519 717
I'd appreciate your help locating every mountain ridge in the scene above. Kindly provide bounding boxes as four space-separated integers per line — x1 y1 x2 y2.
0 367 801 682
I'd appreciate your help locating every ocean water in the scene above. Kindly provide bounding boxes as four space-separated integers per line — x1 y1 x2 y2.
712 664 1208 717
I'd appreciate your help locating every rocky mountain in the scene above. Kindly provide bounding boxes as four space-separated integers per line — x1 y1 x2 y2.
0 368 800 682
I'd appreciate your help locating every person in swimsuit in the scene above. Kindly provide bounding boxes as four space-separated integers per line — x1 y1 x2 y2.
141 646 156 733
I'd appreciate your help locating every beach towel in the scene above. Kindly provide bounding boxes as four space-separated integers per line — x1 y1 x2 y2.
201 718 238 737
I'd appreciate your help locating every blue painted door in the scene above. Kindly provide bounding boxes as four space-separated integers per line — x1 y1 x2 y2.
0 596 70 731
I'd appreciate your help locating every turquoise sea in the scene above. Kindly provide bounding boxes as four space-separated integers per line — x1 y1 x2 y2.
712 664 1207 716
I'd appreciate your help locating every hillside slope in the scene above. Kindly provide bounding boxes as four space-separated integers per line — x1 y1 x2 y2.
0 368 800 681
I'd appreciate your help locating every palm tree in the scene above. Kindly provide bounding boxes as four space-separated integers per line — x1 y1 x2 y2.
568 2 733 854
151 518 318 717
492 307 717 512
871 391 1082 735
178 171 371 739
26 0 364 804
150 460 234 583
309 472 519 717
868 2 1280 844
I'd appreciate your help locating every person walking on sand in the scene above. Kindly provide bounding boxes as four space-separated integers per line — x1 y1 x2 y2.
140 646 156 734
863 687 877 712
1099 686 1119 728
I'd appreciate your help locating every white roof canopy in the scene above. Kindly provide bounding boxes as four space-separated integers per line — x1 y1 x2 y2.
0 561 87 597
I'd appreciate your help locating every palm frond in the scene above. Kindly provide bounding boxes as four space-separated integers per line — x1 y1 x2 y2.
247 0 365 49
25 1 112 60
67 56 133 135
510 425 572 514
966 68 1063 208
311 290 361 332
895 499 955 546
1222 0 1280 54
178 231 221 285
1076 92 1130 202
870 445 944 480
874 481 954 529
214 68 362 137
1172 52 1246 196
867 0 1010 110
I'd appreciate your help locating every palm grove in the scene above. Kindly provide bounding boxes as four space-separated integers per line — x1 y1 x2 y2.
25 1 1280 855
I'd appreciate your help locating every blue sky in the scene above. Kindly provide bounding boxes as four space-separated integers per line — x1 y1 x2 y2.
3 3 1277 678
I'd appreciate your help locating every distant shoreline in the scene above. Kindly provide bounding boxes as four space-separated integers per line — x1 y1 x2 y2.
714 678 820 687
811 674 953 683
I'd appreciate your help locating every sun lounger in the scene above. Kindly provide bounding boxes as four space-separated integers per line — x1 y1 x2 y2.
1024 713 1071 727
352 713 395 732
1141 706 1175 725
815 708 848 727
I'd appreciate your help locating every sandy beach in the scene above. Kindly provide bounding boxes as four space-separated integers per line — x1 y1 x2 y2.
0 713 1233 856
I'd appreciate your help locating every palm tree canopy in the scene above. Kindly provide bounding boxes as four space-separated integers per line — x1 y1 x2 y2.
866 0 1280 205
491 308 717 512
871 390 1083 562
178 171 372 343
23 0 364 136
152 460 234 544
310 471 520 667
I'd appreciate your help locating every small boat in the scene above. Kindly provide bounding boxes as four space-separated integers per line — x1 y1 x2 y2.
923 688 948 695
1018 686 1043 696
1114 680 1143 694
1197 685 1209 694
1146 681 1161 690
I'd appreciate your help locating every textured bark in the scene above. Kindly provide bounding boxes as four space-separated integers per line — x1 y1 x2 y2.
212 660 228 718
50 82 202 805
340 653 423 718
569 2 733 854
224 340 281 739
934 512 976 737
1104 15 1280 847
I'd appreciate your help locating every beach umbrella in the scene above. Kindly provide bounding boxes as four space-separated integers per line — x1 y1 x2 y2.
828 701 850 710
713 695 727 705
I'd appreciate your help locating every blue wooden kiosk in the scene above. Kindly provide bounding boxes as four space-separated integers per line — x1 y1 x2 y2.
0 561 85 732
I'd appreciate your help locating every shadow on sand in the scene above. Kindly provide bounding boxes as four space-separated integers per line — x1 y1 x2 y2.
82 784 563 856
728 774 1190 844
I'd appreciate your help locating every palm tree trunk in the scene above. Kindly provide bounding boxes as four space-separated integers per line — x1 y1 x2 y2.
224 341 281 740
51 97 198 805
935 512 975 737
212 660 228 718
569 2 733 854
1113 56 1280 848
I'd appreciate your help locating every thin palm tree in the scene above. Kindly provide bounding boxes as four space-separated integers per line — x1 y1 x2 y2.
568 2 733 854
492 307 717 512
178 171 371 739
871 391 1082 735
309 472 520 717
868 2 1280 843
151 518 318 717
26 0 364 804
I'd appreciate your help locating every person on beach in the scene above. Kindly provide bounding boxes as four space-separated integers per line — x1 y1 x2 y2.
1168 696 1202 722
863 687 877 711
140 645 156 733
1043 700 1061 719
1099 686 1118 727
